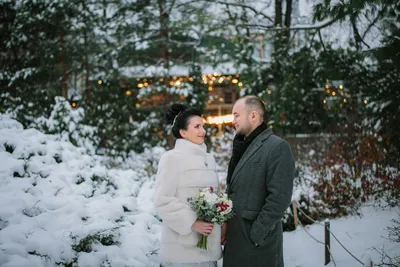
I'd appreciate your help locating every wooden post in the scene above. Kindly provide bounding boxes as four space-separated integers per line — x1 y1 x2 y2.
292 201 298 229
325 220 331 265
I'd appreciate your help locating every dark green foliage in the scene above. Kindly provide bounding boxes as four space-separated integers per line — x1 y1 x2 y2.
1 0 399 160
75 175 84 185
4 143 15 154
122 206 131 212
55 258 78 267
0 217 9 231
90 174 102 183
18 152 35 160
86 173 118 195
362 30 400 162
83 78 137 155
115 217 124 223
13 171 23 178
71 230 120 253
53 154 62 164
28 251 52 261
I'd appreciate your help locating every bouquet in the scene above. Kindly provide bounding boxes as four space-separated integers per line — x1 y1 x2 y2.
188 186 234 250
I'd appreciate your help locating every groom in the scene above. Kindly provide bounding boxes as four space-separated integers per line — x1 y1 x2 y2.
222 95 295 267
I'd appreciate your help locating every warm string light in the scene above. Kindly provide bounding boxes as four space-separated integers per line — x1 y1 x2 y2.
205 114 234 125
128 74 242 104
130 74 241 88
323 83 366 110
324 83 350 109
115 74 243 114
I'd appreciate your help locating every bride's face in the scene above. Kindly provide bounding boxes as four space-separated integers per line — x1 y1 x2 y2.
179 116 206 145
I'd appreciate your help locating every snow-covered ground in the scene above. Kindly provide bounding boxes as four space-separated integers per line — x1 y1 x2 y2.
283 205 399 267
217 205 399 267
0 114 398 267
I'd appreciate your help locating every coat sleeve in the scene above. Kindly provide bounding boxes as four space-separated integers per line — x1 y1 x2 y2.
249 140 295 246
154 152 197 235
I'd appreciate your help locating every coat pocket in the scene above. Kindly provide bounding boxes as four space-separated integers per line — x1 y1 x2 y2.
241 209 259 245
242 209 259 220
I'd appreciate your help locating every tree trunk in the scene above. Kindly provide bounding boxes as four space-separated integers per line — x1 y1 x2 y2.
85 61 90 101
59 30 68 98
275 0 282 26
284 0 293 40
158 0 168 63
83 0 90 101
285 0 292 28
158 0 173 148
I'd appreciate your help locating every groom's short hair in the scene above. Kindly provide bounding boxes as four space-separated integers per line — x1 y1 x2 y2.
243 95 266 123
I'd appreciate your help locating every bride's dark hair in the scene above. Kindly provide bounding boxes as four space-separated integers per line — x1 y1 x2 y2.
166 103 202 138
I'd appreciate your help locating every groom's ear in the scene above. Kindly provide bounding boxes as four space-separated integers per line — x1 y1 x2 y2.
251 111 258 122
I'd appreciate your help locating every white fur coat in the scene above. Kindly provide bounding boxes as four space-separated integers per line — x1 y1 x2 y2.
154 139 223 263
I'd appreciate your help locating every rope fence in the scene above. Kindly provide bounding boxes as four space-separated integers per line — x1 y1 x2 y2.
293 202 366 266
326 244 338 267
297 219 325 245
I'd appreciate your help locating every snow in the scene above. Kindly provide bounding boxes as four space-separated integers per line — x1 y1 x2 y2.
284 205 399 267
299 0 315 17
0 114 399 267
0 114 161 267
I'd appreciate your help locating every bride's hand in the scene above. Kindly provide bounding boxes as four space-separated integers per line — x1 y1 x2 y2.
191 219 214 236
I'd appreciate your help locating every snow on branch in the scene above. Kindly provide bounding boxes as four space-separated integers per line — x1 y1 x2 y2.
236 17 340 31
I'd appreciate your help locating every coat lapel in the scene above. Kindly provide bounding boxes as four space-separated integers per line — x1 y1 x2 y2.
230 129 273 185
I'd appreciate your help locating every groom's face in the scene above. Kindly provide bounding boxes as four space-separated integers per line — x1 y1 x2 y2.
232 100 252 136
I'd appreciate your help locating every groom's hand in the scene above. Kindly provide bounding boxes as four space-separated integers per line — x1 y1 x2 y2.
192 219 214 236
221 222 227 245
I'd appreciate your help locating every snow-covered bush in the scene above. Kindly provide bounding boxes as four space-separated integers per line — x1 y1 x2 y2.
0 114 161 267
34 96 99 155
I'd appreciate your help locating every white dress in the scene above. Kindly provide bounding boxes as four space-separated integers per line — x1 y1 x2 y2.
163 261 217 267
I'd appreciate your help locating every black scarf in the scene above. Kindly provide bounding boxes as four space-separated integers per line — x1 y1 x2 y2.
226 123 267 185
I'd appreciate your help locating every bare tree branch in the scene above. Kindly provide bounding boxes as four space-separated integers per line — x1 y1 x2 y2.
318 30 327 52
362 4 387 40
350 15 371 49
175 0 274 23
308 30 319 49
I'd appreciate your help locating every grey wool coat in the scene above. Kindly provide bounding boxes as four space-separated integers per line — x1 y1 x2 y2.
223 129 295 267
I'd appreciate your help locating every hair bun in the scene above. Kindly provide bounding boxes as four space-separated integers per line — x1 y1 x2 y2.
165 103 188 125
